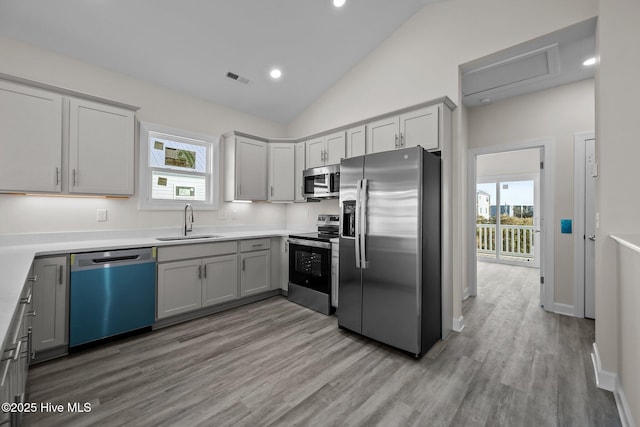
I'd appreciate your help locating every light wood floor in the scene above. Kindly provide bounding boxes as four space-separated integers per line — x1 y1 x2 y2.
24 263 620 426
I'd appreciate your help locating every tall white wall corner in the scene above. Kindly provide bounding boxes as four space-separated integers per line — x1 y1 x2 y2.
591 342 616 391
452 315 465 333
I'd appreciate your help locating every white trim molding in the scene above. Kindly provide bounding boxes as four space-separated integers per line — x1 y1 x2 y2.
591 342 616 391
462 287 471 300
553 303 576 317
614 377 635 427
452 315 465 332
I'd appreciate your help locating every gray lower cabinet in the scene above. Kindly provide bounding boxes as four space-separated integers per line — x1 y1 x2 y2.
202 255 238 306
240 239 271 297
1 270 35 426
156 241 238 319
32 256 68 355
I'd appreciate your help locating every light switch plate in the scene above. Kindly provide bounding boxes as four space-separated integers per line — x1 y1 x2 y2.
97 209 107 222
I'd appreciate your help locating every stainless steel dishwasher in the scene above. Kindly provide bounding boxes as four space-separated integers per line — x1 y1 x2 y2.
69 248 156 347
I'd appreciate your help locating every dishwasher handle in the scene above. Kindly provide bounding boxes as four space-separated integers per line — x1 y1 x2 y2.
92 255 140 264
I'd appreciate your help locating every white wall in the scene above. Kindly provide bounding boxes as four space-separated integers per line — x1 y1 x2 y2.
596 0 640 421
468 79 595 306
0 38 288 234
286 0 596 329
476 149 540 178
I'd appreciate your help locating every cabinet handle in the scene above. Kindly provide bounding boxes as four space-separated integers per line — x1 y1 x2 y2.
26 310 36 317
58 265 63 285
321 150 325 162
27 327 33 362
20 292 32 305
400 133 404 147
242 259 245 271
203 264 207 279
55 167 60 185
73 169 77 186
394 134 399 148
252 243 263 247
270 186 274 197
198 265 202 280
27 275 37 282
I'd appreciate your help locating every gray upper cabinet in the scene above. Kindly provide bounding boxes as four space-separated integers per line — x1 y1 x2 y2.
367 104 440 154
225 134 268 201
306 131 346 168
68 98 135 195
346 125 366 158
32 256 68 353
268 143 295 202
294 142 306 202
0 80 62 193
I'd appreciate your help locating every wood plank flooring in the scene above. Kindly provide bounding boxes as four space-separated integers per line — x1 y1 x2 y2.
24 263 620 426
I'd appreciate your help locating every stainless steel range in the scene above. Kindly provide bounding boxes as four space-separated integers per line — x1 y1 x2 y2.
288 214 339 315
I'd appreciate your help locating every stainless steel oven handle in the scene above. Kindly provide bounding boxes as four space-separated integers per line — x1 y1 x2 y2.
355 180 361 268
287 238 331 250
360 179 369 269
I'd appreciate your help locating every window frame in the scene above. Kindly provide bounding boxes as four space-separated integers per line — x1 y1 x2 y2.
138 122 219 210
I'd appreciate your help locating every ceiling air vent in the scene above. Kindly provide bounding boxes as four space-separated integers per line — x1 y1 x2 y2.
462 44 560 98
226 71 250 84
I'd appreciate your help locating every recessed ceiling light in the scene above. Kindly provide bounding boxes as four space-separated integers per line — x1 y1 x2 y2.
270 68 282 79
333 0 346 8
583 57 597 67
480 98 491 103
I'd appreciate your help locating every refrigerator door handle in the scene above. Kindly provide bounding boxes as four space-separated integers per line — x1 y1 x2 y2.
355 179 362 268
360 179 369 269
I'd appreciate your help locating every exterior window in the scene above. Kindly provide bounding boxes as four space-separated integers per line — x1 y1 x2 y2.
139 122 219 210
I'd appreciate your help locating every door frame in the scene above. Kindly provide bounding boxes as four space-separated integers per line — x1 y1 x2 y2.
467 139 555 312
573 131 595 318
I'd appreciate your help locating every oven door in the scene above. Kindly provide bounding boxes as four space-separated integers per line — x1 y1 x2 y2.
288 239 331 294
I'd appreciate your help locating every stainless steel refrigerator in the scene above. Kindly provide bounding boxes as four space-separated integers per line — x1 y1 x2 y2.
338 146 441 357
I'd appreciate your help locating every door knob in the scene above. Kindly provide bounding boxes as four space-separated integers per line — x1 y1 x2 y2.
587 235 596 241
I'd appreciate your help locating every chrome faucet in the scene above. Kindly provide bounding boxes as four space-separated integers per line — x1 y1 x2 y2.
184 204 194 236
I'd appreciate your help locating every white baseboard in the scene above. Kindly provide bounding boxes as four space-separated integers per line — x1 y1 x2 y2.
462 287 471 300
553 303 576 317
591 343 616 391
614 377 635 427
452 315 465 332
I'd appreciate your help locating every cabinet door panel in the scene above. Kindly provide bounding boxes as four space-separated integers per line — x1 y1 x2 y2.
236 137 267 200
346 126 366 158
305 137 325 169
157 260 202 318
32 257 67 352
268 143 295 202
69 98 134 195
0 81 62 192
202 255 238 307
294 142 306 202
240 250 271 296
324 131 346 165
401 105 439 150
366 116 399 154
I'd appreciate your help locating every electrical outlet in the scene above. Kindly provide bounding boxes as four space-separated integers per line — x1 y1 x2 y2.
96 209 107 222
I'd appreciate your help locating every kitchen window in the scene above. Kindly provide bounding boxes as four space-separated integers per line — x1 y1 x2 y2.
139 122 219 210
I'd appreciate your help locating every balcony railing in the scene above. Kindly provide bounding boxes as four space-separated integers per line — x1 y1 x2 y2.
476 224 535 258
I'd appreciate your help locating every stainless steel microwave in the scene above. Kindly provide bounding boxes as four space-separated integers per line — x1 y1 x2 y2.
303 165 340 199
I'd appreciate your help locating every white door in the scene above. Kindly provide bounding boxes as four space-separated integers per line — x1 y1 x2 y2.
68 98 135 195
324 131 346 165
366 116 400 154
268 143 295 201
400 105 439 150
346 125 366 158
305 137 325 168
0 81 62 192
585 138 596 319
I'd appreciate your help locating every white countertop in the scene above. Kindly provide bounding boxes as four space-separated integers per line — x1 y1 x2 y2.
611 234 640 254
0 226 310 352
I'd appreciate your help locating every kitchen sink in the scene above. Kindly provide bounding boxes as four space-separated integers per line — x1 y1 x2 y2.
155 235 221 241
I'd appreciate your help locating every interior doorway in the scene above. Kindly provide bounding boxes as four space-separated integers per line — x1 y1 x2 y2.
468 142 555 311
